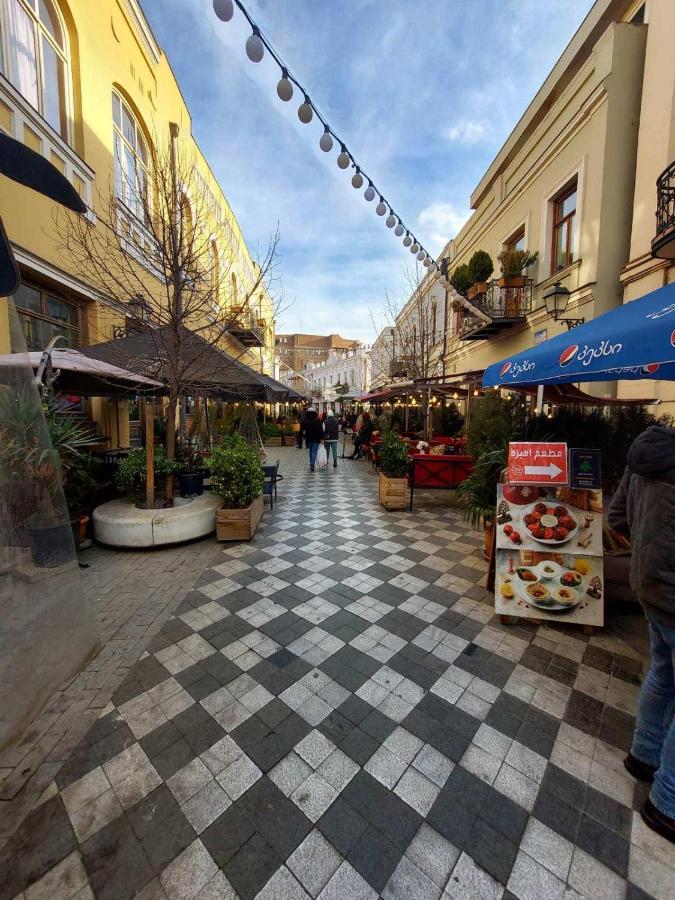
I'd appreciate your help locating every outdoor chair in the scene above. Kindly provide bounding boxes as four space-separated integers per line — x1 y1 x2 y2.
262 460 282 509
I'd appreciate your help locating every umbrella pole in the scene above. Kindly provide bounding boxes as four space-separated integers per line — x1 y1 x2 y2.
536 384 544 416
145 399 154 509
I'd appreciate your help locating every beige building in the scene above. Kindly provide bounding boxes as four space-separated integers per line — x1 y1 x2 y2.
439 0 666 403
275 333 360 374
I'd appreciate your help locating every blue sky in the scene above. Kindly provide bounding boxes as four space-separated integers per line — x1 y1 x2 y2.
142 0 594 343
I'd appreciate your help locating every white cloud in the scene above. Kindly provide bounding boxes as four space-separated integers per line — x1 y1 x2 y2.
418 202 471 253
442 119 490 145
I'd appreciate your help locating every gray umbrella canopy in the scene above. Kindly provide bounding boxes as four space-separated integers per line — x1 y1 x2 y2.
80 326 288 402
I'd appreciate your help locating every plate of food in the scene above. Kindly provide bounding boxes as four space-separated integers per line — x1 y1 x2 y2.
511 568 583 612
520 502 578 546
535 561 564 580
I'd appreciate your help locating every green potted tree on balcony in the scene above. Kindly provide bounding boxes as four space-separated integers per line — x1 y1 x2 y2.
378 430 409 511
497 249 538 315
209 434 265 541
450 264 473 298
467 250 494 301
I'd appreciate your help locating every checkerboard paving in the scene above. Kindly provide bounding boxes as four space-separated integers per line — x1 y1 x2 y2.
2 448 672 900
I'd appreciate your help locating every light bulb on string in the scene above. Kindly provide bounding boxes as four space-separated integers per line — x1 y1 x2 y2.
319 127 333 152
351 168 363 189
403 233 412 247
424 257 433 267
386 213 396 228
394 223 404 237
276 70 293 101
376 197 387 216
411 241 420 254
417 249 426 261
364 183 376 202
337 146 350 169
298 95 313 124
246 28 264 62
213 0 234 22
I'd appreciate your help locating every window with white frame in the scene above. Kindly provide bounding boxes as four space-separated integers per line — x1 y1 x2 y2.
1 0 70 139
112 89 150 223
550 179 577 274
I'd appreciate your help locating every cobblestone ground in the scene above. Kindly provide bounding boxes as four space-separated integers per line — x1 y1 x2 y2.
2 448 673 899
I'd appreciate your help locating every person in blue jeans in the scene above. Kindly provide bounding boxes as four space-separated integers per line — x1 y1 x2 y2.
301 408 324 472
323 409 339 468
609 425 675 843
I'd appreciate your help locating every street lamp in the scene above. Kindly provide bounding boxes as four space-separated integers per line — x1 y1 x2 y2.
128 294 151 322
543 281 584 329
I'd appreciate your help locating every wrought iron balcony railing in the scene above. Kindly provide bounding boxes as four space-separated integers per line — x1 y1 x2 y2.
389 358 409 378
653 160 675 260
458 278 533 340
228 309 266 346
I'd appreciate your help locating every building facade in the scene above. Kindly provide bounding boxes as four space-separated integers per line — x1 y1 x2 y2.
303 346 371 405
0 0 276 441
275 333 360 374
436 0 655 402
370 326 394 389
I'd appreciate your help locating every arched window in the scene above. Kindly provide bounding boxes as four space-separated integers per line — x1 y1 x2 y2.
2 0 70 138
231 272 238 307
112 89 150 223
209 240 219 300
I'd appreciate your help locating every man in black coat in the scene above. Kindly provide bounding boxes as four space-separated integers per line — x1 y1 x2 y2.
301 408 324 472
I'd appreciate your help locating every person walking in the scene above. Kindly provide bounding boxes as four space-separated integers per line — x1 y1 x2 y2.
302 408 324 473
323 409 339 469
609 424 675 843
348 411 373 460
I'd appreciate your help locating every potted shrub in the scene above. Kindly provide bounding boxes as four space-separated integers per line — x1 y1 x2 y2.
115 446 179 508
456 448 505 558
378 431 409 511
450 264 473 297
63 454 98 547
208 434 265 541
467 250 494 301
175 437 205 497
497 249 538 288
261 423 282 447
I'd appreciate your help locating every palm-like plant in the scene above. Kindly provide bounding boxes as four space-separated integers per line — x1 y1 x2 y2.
456 448 506 529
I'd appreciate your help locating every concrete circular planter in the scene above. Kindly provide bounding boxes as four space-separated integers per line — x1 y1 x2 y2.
93 494 222 548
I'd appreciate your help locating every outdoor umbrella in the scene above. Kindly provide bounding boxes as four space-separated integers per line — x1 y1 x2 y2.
483 282 675 388
0 347 163 397
80 326 286 402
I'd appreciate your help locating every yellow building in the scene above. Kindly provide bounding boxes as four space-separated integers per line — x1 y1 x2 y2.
439 0 670 404
0 0 275 439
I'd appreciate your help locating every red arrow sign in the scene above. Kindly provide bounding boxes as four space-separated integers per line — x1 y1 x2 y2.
508 442 568 485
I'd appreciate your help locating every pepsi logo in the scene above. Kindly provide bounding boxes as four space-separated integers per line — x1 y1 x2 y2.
500 361 512 378
671 329 675 348
642 364 660 375
559 345 578 367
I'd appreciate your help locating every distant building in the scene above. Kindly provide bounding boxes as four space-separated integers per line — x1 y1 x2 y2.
275 333 360 374
370 327 395 389
304 347 371 405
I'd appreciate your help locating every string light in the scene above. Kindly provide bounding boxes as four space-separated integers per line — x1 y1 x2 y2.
212 0 440 274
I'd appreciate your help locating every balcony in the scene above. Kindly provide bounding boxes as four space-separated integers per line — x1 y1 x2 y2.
652 160 675 260
458 278 533 341
229 308 266 346
389 358 410 378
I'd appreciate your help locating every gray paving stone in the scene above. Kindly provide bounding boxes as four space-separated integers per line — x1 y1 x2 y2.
287 829 343 896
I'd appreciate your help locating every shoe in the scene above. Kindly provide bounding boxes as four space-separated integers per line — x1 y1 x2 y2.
641 798 675 844
624 753 657 783
333 462 337 468
310 467 315 473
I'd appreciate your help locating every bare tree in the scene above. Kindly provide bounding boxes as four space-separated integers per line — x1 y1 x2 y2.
56 138 281 499
373 261 445 437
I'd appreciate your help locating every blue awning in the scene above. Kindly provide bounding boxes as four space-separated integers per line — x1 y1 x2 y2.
483 282 675 388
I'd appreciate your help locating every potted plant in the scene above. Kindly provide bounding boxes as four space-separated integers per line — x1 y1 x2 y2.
261 423 283 447
497 249 538 288
467 250 494 301
456 448 505 558
63 453 98 546
175 437 205 497
115 446 179 508
378 430 409 510
208 434 265 540
450 264 473 297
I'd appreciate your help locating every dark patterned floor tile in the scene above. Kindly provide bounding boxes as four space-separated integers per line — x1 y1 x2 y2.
81 815 154 900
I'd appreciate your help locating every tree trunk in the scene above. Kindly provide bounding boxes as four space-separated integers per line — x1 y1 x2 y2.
165 393 178 506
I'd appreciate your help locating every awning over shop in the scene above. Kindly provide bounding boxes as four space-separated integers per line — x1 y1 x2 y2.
80 326 288 402
0 348 163 397
357 384 468 403
514 383 658 406
483 282 675 388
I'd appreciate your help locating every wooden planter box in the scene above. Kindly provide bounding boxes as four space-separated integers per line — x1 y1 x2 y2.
379 473 408 511
497 275 526 288
467 282 489 301
264 436 283 446
216 495 264 541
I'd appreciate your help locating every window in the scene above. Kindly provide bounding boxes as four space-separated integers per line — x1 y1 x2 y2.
505 226 525 253
112 89 150 223
14 280 81 349
1 0 69 138
431 302 437 342
551 181 577 274
209 240 219 299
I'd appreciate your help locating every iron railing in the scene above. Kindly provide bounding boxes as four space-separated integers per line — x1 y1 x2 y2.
229 310 266 346
458 278 533 340
653 160 675 259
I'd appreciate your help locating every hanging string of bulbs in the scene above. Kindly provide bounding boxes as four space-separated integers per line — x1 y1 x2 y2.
212 0 445 278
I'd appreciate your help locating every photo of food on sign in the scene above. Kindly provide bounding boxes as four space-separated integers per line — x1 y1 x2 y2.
495 485 603 557
495 550 603 626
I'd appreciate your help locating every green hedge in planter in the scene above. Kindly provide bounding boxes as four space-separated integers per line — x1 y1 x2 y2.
115 447 179 506
379 431 409 478
208 434 264 509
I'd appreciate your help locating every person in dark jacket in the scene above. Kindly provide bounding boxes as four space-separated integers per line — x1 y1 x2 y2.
323 409 339 469
348 411 373 460
301 408 324 472
608 425 675 843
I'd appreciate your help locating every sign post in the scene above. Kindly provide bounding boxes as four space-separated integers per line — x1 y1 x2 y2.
507 442 568 486
569 448 602 490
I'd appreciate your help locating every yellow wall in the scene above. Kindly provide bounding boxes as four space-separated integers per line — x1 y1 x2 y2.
0 0 275 436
